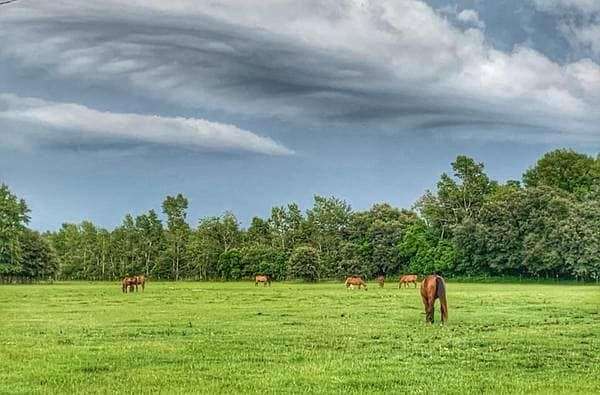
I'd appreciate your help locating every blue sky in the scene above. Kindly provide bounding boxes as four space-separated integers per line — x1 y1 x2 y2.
1 0 599 230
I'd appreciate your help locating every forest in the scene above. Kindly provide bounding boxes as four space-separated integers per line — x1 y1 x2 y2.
1 149 599 282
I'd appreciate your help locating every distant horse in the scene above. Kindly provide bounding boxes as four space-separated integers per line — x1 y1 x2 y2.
420 275 448 324
121 277 137 293
399 274 418 288
135 275 146 292
345 276 367 290
121 275 146 293
255 275 271 287
376 275 385 288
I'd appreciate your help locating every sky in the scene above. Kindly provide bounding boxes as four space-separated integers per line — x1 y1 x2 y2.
1 0 599 230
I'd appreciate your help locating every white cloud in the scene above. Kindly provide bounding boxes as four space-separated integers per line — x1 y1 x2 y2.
532 0 600 58
0 0 599 141
457 9 486 29
0 93 293 155
565 21 600 57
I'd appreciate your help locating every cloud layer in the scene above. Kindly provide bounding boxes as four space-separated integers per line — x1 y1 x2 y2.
532 0 600 59
0 0 599 142
0 94 292 155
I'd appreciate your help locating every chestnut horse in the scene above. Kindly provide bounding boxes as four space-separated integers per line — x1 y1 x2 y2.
398 274 418 288
121 275 146 293
255 275 271 287
376 275 385 288
420 275 448 324
345 276 367 290
121 276 136 293
135 275 146 292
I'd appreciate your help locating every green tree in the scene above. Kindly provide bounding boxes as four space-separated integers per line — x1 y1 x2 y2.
20 229 58 280
217 249 243 280
268 203 305 251
418 155 496 239
162 194 190 280
305 196 351 277
523 149 598 197
241 245 288 280
0 184 30 279
135 210 165 277
187 212 242 279
288 246 320 282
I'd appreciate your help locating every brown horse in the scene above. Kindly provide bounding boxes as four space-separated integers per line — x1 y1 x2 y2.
122 275 146 293
135 275 146 292
121 276 137 293
420 275 448 324
255 275 271 287
345 276 367 290
376 275 385 288
399 274 418 288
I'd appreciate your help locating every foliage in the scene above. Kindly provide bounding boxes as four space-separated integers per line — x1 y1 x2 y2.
4 148 600 282
0 184 30 276
287 246 320 282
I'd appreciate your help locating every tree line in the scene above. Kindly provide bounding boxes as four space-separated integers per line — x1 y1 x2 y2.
1 149 599 283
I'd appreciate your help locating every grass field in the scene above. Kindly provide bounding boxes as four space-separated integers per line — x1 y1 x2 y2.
1 281 599 394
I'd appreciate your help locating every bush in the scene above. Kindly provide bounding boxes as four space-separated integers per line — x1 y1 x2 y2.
288 246 320 282
217 249 242 280
241 245 288 280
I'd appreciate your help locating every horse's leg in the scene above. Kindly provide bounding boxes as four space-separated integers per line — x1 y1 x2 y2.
439 293 448 324
422 294 434 323
428 298 435 323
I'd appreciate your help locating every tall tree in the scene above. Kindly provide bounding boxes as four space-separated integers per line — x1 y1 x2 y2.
523 149 598 197
20 229 58 280
306 196 352 277
162 194 190 280
418 155 496 239
135 210 165 277
0 184 30 279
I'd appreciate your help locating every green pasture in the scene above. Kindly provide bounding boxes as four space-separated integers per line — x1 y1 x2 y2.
1 281 599 394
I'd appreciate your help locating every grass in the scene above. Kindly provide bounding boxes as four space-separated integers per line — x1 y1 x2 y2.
0 281 599 394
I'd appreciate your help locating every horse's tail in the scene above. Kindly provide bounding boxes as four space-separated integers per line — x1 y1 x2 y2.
436 276 448 322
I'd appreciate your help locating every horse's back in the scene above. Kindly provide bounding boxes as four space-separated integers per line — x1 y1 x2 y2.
420 275 434 298
421 275 445 298
403 274 417 282
345 276 365 286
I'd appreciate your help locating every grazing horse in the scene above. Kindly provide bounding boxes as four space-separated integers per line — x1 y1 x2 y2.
376 275 385 288
420 275 448 324
345 276 367 290
255 275 271 287
399 274 418 288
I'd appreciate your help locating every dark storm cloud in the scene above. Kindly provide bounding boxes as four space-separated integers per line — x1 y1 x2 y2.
0 0 599 143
